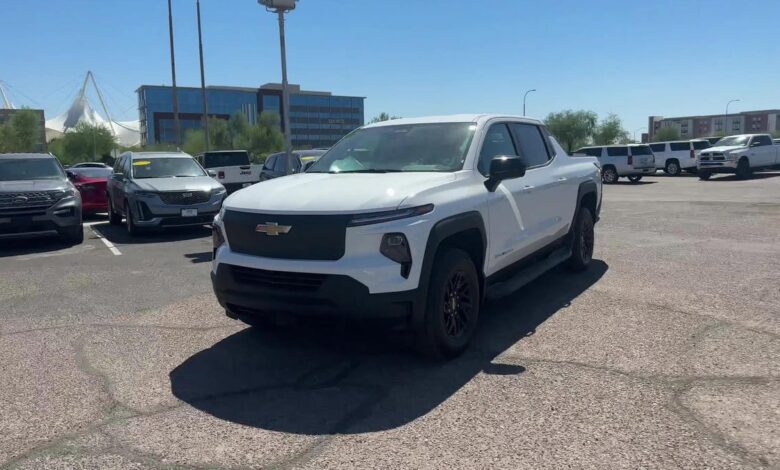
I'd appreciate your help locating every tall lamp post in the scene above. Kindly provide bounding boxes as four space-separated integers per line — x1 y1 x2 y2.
167 0 181 149
258 0 297 175
725 99 740 136
196 0 210 151
522 89 536 116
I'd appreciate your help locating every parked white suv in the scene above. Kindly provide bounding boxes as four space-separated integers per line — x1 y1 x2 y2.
697 134 779 180
573 144 655 183
649 140 710 175
211 114 602 358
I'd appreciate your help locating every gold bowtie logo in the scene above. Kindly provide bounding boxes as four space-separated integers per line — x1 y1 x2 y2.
255 222 292 236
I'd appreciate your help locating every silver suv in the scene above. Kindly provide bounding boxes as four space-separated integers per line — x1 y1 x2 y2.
107 151 226 235
0 153 83 244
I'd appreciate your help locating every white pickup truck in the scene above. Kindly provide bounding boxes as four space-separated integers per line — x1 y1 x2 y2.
697 134 780 180
197 150 259 192
210 114 602 358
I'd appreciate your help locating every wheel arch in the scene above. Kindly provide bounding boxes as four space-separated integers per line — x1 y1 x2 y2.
414 211 487 328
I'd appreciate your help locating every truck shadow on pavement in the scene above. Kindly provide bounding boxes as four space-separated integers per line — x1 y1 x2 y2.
169 260 607 434
90 222 211 245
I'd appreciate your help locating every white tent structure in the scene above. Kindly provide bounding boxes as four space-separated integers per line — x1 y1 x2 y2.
0 81 14 109
45 71 141 148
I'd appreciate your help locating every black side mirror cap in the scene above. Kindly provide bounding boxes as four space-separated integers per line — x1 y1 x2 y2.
207 170 217 177
485 155 527 192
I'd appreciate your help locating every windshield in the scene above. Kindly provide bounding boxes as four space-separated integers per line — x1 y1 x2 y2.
0 157 64 181
69 168 112 178
715 136 749 147
132 158 206 179
202 152 250 168
308 123 477 173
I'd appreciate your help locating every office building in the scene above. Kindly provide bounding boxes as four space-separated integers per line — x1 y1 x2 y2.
137 83 364 149
648 109 780 141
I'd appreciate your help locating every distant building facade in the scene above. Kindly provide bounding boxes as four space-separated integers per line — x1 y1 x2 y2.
137 84 365 149
0 108 47 152
648 109 780 141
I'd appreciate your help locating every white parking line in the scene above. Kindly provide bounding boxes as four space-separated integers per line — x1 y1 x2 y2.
90 226 122 256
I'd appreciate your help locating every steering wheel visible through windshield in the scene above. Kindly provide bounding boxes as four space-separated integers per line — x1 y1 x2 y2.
308 122 477 173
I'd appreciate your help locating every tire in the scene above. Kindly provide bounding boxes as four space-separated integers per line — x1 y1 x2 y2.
417 248 480 359
664 160 681 176
698 171 712 181
601 166 618 184
108 196 122 225
627 175 643 183
567 207 594 272
736 158 752 179
125 200 141 236
59 224 84 245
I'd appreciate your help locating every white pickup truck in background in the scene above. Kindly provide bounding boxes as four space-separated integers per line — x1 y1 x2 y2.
197 150 260 193
697 134 779 180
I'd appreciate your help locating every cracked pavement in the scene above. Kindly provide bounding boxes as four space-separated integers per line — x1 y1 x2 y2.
1 173 778 469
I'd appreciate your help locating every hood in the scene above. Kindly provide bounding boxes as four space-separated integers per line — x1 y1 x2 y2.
703 145 746 153
133 176 223 193
225 172 457 214
0 178 69 193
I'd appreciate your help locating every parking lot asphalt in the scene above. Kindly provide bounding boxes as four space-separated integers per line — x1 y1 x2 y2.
1 172 778 469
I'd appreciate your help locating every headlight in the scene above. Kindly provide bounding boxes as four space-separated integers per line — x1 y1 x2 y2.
134 191 157 198
213 187 227 196
51 188 78 200
347 204 434 227
725 152 738 161
212 223 226 256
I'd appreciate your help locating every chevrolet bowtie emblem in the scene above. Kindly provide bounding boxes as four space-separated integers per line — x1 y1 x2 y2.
255 222 292 236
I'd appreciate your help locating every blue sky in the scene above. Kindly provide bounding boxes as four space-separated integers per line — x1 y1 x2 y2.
2 0 779 135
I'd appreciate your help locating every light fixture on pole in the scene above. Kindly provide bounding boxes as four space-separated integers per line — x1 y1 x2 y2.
258 0 297 175
522 89 536 116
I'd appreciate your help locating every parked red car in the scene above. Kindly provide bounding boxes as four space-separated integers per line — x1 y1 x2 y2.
66 167 112 214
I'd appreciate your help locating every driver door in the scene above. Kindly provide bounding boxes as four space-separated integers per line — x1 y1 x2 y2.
481 122 547 275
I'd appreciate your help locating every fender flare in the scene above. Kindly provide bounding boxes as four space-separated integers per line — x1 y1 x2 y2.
568 180 600 237
412 211 487 327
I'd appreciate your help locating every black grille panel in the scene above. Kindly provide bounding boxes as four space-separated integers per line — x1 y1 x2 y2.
0 191 58 213
223 210 349 261
230 265 327 292
159 191 211 205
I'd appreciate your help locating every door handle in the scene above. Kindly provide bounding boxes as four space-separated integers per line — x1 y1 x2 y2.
556 177 568 185
520 185 535 193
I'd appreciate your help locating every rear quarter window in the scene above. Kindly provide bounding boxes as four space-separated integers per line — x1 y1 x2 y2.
630 146 652 155
606 146 628 157
669 142 690 151
650 143 666 153
692 141 711 150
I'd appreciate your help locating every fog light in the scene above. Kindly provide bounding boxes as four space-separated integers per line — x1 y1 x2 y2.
380 233 411 278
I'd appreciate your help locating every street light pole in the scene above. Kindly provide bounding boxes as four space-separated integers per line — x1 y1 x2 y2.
259 0 297 175
725 99 740 136
167 0 181 149
196 0 210 151
522 89 536 116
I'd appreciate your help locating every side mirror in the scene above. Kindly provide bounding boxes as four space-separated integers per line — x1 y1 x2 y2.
485 155 527 192
207 170 217 177
750 140 762 147
66 170 75 180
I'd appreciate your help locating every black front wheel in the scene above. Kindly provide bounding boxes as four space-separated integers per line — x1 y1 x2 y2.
59 224 84 245
418 248 480 359
567 207 594 272
665 160 681 176
108 196 122 225
627 175 643 183
125 201 141 236
601 167 618 184
736 158 752 179
698 171 712 181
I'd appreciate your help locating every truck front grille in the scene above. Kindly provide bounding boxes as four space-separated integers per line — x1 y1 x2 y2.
230 265 327 292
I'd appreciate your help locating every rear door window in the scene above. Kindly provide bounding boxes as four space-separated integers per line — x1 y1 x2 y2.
692 140 711 150
508 123 551 167
650 143 666 153
606 146 628 157
670 142 690 151
263 155 277 170
273 154 289 173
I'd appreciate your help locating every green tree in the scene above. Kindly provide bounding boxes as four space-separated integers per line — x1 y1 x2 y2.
0 108 40 152
180 111 284 162
593 113 629 145
182 129 207 156
369 112 401 123
49 123 117 166
544 110 597 152
652 126 681 142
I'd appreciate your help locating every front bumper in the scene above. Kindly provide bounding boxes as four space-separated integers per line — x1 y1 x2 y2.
697 160 737 173
130 193 224 228
211 263 421 322
0 196 82 239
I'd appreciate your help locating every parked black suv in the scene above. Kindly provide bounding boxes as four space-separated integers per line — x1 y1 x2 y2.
0 153 83 244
